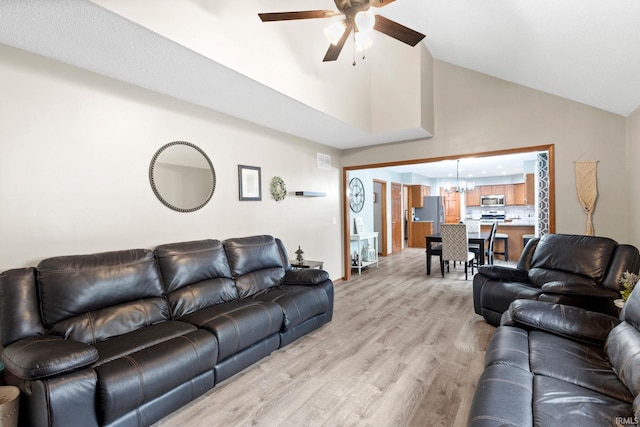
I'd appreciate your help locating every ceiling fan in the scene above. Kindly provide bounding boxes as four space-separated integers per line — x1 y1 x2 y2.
258 0 426 62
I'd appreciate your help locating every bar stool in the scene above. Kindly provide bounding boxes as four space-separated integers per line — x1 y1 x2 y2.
494 233 509 261
523 234 536 248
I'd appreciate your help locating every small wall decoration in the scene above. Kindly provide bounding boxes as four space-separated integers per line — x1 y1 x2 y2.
270 176 287 201
238 165 262 201
574 160 598 236
349 177 365 212
354 217 365 234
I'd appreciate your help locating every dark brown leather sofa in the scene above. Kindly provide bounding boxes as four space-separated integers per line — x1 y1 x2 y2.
0 235 333 427
468 288 640 426
473 233 640 325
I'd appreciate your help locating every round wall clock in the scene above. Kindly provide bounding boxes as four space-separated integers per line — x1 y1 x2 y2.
349 177 365 213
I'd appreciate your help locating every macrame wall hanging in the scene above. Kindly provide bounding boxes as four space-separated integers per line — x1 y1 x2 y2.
574 160 598 236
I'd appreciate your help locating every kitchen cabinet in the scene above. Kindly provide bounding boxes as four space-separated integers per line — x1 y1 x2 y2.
479 185 505 196
479 186 494 196
466 187 480 206
409 221 433 248
410 185 430 207
473 181 531 206
514 183 526 205
525 173 535 205
504 184 516 205
491 185 505 196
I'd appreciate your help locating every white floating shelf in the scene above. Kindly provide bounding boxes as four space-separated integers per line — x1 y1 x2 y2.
294 191 326 197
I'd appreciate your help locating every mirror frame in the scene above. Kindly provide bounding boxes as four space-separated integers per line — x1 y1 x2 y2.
149 141 216 212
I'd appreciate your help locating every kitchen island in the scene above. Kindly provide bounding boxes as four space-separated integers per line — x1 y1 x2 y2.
480 222 535 261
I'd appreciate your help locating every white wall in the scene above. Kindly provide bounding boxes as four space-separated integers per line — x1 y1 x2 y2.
0 44 344 278
342 61 631 244
627 106 640 248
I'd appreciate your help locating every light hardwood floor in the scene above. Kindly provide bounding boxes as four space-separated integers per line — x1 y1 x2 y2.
153 248 499 427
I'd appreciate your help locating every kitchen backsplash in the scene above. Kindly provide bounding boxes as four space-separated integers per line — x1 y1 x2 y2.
466 206 536 225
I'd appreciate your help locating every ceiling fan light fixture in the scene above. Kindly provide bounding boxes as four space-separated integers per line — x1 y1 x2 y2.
324 20 347 45
354 31 373 50
355 10 375 33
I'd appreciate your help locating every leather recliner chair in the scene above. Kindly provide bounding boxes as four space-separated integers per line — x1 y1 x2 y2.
473 233 640 325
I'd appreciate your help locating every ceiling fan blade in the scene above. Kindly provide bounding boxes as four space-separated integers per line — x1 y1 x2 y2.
374 15 425 47
323 22 353 62
259 10 338 22
370 0 397 7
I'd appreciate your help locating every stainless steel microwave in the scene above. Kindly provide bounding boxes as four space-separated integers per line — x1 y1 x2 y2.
480 195 505 207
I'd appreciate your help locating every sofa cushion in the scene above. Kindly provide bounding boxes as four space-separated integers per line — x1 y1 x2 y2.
467 364 534 426
155 239 238 318
607 323 640 405
607 279 640 417
1 335 98 380
480 281 542 314
179 299 283 361
37 249 167 336
483 326 530 372
224 235 286 297
0 267 45 346
528 234 616 287
49 298 170 344
93 325 216 425
91 321 211 367
533 375 632 425
252 285 329 331
529 331 633 403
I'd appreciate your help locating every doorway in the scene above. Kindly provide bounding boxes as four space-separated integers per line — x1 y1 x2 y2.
373 180 388 256
391 182 403 253
342 145 555 281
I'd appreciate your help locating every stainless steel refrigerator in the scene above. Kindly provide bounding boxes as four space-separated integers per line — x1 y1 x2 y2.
413 196 445 234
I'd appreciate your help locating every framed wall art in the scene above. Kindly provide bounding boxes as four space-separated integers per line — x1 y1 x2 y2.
238 165 262 201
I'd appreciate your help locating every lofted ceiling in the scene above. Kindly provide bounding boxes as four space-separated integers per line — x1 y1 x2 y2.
1 0 639 151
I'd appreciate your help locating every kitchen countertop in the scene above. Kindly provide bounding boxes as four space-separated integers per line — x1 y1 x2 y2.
480 220 535 227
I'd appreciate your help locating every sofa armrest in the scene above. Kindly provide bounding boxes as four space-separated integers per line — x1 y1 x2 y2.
284 269 330 285
540 280 620 298
1 335 98 380
477 265 530 282
506 299 620 345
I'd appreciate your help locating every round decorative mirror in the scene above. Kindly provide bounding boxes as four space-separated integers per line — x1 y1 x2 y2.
149 141 216 212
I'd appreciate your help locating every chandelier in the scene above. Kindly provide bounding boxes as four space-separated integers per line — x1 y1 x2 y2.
444 160 475 194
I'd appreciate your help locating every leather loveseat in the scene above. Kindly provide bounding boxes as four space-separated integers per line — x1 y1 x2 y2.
0 235 333 427
467 288 640 426
473 233 640 325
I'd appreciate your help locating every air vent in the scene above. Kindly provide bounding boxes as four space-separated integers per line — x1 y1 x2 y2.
317 153 331 170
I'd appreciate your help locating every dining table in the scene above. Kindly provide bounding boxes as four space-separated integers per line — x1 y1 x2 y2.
425 232 491 275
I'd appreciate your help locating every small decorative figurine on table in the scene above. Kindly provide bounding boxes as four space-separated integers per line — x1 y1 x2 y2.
295 245 304 265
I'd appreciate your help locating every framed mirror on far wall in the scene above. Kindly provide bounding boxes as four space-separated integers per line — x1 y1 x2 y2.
149 141 216 212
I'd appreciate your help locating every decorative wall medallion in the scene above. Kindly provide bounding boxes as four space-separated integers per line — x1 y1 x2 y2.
270 176 287 201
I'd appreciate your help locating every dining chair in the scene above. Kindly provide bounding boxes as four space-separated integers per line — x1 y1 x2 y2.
465 219 481 233
486 222 498 265
469 221 497 267
465 219 482 256
440 223 476 280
